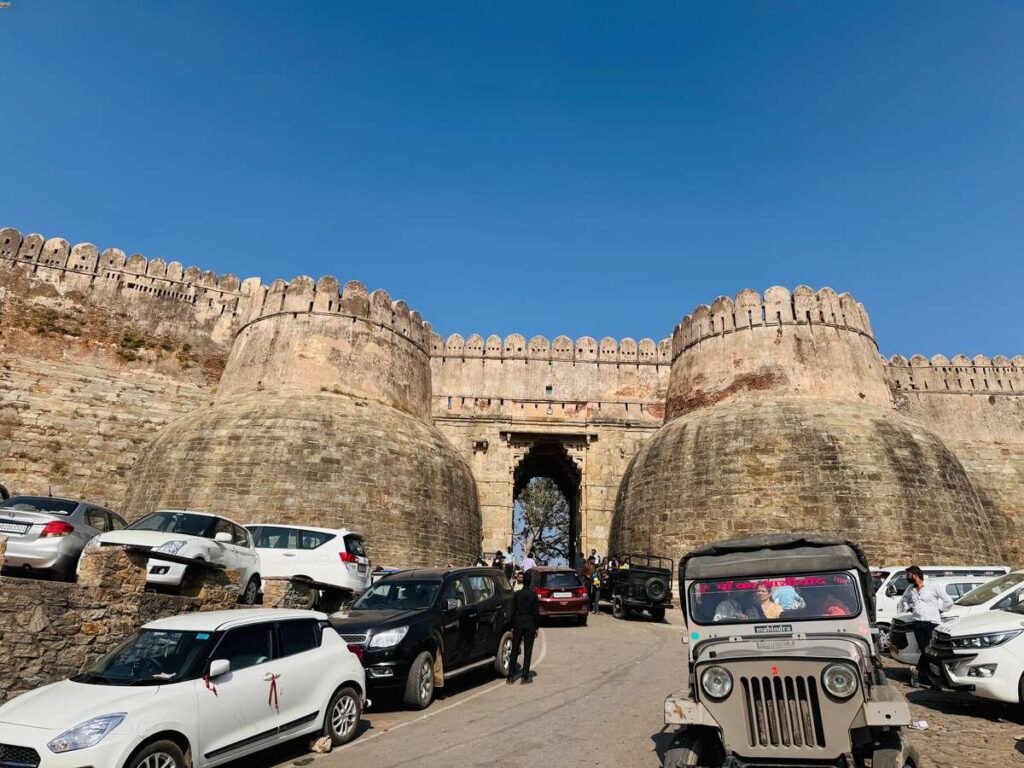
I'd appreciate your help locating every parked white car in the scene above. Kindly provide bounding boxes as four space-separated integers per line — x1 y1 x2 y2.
245 524 371 594
926 604 1024 706
86 510 262 604
0 609 366 767
872 563 1009 646
887 576 990 665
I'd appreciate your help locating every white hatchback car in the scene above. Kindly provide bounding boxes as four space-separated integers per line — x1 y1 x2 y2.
245 524 371 594
0 609 366 767
87 510 263 604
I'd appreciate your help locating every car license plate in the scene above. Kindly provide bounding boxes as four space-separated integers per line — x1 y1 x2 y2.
357 564 367 573
929 663 941 680
0 522 28 535
553 591 572 598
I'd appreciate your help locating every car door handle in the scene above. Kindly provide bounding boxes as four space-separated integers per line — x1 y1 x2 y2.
282 553 297 557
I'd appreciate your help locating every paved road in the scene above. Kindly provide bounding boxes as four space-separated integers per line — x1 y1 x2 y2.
233 610 1024 768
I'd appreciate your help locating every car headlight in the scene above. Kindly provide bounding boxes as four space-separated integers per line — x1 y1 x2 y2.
951 629 1022 649
369 626 409 648
47 713 126 753
700 665 733 699
822 664 859 699
153 540 187 555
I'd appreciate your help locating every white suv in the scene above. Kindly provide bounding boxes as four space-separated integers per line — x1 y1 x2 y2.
87 510 262 604
887 576 989 665
246 524 371 594
0 609 366 767
927 604 1024 707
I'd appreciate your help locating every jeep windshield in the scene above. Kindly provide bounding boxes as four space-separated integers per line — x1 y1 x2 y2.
689 572 861 625
72 628 214 686
351 579 440 610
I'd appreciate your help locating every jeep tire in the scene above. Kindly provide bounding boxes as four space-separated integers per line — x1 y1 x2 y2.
612 597 626 620
663 729 724 767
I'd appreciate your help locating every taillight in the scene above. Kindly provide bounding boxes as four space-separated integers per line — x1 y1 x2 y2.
534 587 551 598
347 644 365 664
40 521 74 538
573 587 588 597
339 552 357 564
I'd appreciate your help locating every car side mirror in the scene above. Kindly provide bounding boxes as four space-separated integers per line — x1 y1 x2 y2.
215 532 233 543
208 659 230 678
446 599 460 612
886 584 899 597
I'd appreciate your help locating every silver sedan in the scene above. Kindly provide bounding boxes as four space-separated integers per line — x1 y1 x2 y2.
0 496 127 580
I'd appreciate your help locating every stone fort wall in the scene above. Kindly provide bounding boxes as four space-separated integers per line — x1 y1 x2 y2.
1 225 1022 566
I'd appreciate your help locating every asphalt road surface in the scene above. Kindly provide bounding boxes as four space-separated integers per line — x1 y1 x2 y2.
231 609 1024 768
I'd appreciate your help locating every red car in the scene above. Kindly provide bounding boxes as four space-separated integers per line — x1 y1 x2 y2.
531 567 590 625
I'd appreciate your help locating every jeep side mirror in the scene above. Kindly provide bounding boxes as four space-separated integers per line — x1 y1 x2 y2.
208 659 230 678
446 599 460 612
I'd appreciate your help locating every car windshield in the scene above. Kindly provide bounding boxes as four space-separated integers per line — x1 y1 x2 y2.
956 572 1024 607
689 572 861 625
72 629 215 686
0 497 77 515
351 580 439 610
128 511 215 537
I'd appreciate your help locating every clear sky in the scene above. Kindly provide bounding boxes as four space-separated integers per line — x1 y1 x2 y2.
2 2 1021 356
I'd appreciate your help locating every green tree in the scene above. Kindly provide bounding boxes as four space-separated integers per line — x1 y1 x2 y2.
514 477 570 564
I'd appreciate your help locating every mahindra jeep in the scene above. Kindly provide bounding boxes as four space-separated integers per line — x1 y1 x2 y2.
663 534 918 768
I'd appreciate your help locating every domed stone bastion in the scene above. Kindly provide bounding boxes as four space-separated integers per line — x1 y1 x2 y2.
123 277 481 568
610 286 1005 565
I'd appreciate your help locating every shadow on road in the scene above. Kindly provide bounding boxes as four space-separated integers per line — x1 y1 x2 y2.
649 727 677 765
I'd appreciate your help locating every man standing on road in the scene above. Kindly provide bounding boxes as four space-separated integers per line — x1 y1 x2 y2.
590 548 602 565
899 565 952 686
508 570 540 685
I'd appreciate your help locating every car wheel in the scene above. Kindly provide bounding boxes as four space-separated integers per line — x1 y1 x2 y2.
324 685 362 746
877 624 892 650
494 631 513 677
645 576 668 602
403 651 435 710
125 739 187 768
663 729 724 767
651 605 666 622
239 576 260 605
577 614 588 626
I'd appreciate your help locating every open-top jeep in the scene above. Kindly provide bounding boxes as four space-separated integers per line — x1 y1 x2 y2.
603 553 674 621
663 534 917 768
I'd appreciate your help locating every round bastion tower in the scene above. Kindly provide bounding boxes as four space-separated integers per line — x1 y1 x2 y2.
123 276 481 568
610 286 1002 565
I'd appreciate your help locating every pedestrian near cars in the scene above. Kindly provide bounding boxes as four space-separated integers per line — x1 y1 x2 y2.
574 552 586 577
590 569 602 614
508 570 540 685
590 548 602 565
491 550 505 569
899 565 953 686
521 550 537 572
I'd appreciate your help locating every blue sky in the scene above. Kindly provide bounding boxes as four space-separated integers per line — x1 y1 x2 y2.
2 2 1022 356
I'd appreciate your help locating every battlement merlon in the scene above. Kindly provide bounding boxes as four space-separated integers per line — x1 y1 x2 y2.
886 353 1024 396
430 332 672 364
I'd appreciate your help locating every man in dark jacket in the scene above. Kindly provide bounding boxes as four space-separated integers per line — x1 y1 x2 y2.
508 570 540 685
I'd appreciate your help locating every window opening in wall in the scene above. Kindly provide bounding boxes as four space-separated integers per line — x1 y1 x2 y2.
545 385 553 396
447 396 452 409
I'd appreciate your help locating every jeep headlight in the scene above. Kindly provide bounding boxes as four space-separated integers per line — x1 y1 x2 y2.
153 540 187 556
951 629 1022 649
822 664 858 699
369 626 409 648
47 713 126 753
700 665 733 699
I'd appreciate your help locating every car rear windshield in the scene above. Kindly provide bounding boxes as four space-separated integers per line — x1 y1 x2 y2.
128 511 215 537
540 572 582 588
689 572 861 625
956 572 1024 607
344 534 366 557
0 497 77 515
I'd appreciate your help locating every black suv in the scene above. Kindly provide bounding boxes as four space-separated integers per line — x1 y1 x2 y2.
601 553 673 621
331 567 514 709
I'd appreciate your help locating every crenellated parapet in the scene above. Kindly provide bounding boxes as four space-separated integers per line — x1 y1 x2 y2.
671 285 874 362
238 276 432 356
665 286 890 420
431 331 671 365
886 353 1024 396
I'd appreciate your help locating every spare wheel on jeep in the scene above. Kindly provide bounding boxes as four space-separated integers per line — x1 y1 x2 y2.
645 575 668 602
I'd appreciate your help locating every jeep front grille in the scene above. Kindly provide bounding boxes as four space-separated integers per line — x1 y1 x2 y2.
740 675 826 749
